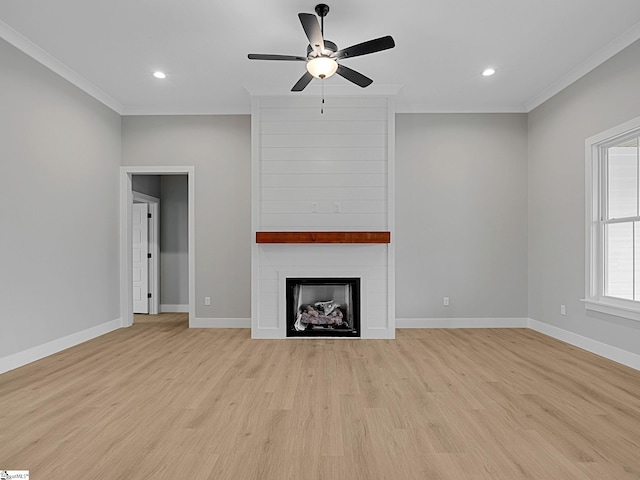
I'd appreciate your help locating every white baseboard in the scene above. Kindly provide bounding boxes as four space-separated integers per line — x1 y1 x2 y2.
363 328 397 339
396 318 529 329
4 316 638 374
0 318 122 375
191 317 251 328
160 304 189 313
528 318 640 371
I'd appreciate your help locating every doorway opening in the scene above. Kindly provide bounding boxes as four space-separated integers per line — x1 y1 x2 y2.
120 166 195 327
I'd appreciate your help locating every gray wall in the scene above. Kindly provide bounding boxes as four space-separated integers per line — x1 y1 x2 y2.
396 113 529 319
528 38 640 354
121 116 252 320
132 174 161 198
0 38 121 358
160 175 189 306
123 112 529 322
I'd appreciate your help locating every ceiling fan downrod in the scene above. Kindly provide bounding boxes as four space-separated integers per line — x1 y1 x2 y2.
314 4 330 114
315 3 329 36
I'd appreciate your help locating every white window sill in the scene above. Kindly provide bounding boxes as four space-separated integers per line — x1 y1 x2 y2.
582 298 640 322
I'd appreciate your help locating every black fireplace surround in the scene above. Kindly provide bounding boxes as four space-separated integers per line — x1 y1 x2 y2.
286 277 361 337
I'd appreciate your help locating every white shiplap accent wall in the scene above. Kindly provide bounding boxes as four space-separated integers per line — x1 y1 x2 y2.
258 96 389 231
251 94 395 339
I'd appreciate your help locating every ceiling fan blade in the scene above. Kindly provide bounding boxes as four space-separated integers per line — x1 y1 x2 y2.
333 35 395 60
248 54 307 61
291 71 314 92
336 64 373 88
298 13 324 55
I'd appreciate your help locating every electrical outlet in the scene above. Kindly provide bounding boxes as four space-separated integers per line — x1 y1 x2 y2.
560 304 566 315
205 297 211 306
311 202 319 213
443 296 449 306
333 202 341 213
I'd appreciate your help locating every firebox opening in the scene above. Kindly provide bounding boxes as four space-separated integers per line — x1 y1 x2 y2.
286 277 361 337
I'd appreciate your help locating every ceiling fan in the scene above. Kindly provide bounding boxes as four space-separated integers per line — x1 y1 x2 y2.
247 3 395 92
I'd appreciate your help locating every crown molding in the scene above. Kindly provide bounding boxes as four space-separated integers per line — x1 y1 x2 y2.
525 20 640 112
394 103 527 114
121 104 251 116
0 20 124 114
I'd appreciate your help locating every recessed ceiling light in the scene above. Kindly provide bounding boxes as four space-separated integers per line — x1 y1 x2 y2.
482 68 496 77
153 71 166 79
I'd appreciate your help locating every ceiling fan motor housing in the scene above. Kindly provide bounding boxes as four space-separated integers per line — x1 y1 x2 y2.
307 40 337 58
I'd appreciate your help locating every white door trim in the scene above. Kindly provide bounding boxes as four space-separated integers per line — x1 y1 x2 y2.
120 166 195 327
132 191 160 315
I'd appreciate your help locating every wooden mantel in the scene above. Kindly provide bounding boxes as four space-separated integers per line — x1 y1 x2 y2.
256 231 391 244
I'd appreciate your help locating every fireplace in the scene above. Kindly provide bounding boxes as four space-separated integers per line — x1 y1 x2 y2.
250 93 396 339
286 277 361 337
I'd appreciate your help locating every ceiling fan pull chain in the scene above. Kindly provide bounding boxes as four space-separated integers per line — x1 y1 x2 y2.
321 79 325 114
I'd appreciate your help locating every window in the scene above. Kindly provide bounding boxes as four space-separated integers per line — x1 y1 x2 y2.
585 116 640 321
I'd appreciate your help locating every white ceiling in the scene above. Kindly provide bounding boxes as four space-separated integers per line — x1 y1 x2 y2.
2 0 640 115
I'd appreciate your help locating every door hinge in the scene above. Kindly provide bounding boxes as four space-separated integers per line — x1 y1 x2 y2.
148 293 152 299
148 213 152 219
147 253 152 259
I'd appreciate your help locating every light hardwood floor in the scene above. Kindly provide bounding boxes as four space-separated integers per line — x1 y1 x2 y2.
1 314 640 479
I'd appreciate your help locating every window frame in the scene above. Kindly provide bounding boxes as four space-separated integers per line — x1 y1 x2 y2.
585 114 640 321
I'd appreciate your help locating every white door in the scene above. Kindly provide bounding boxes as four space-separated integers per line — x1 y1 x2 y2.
132 203 149 314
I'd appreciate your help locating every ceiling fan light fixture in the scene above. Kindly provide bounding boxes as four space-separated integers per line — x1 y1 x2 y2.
306 56 338 79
